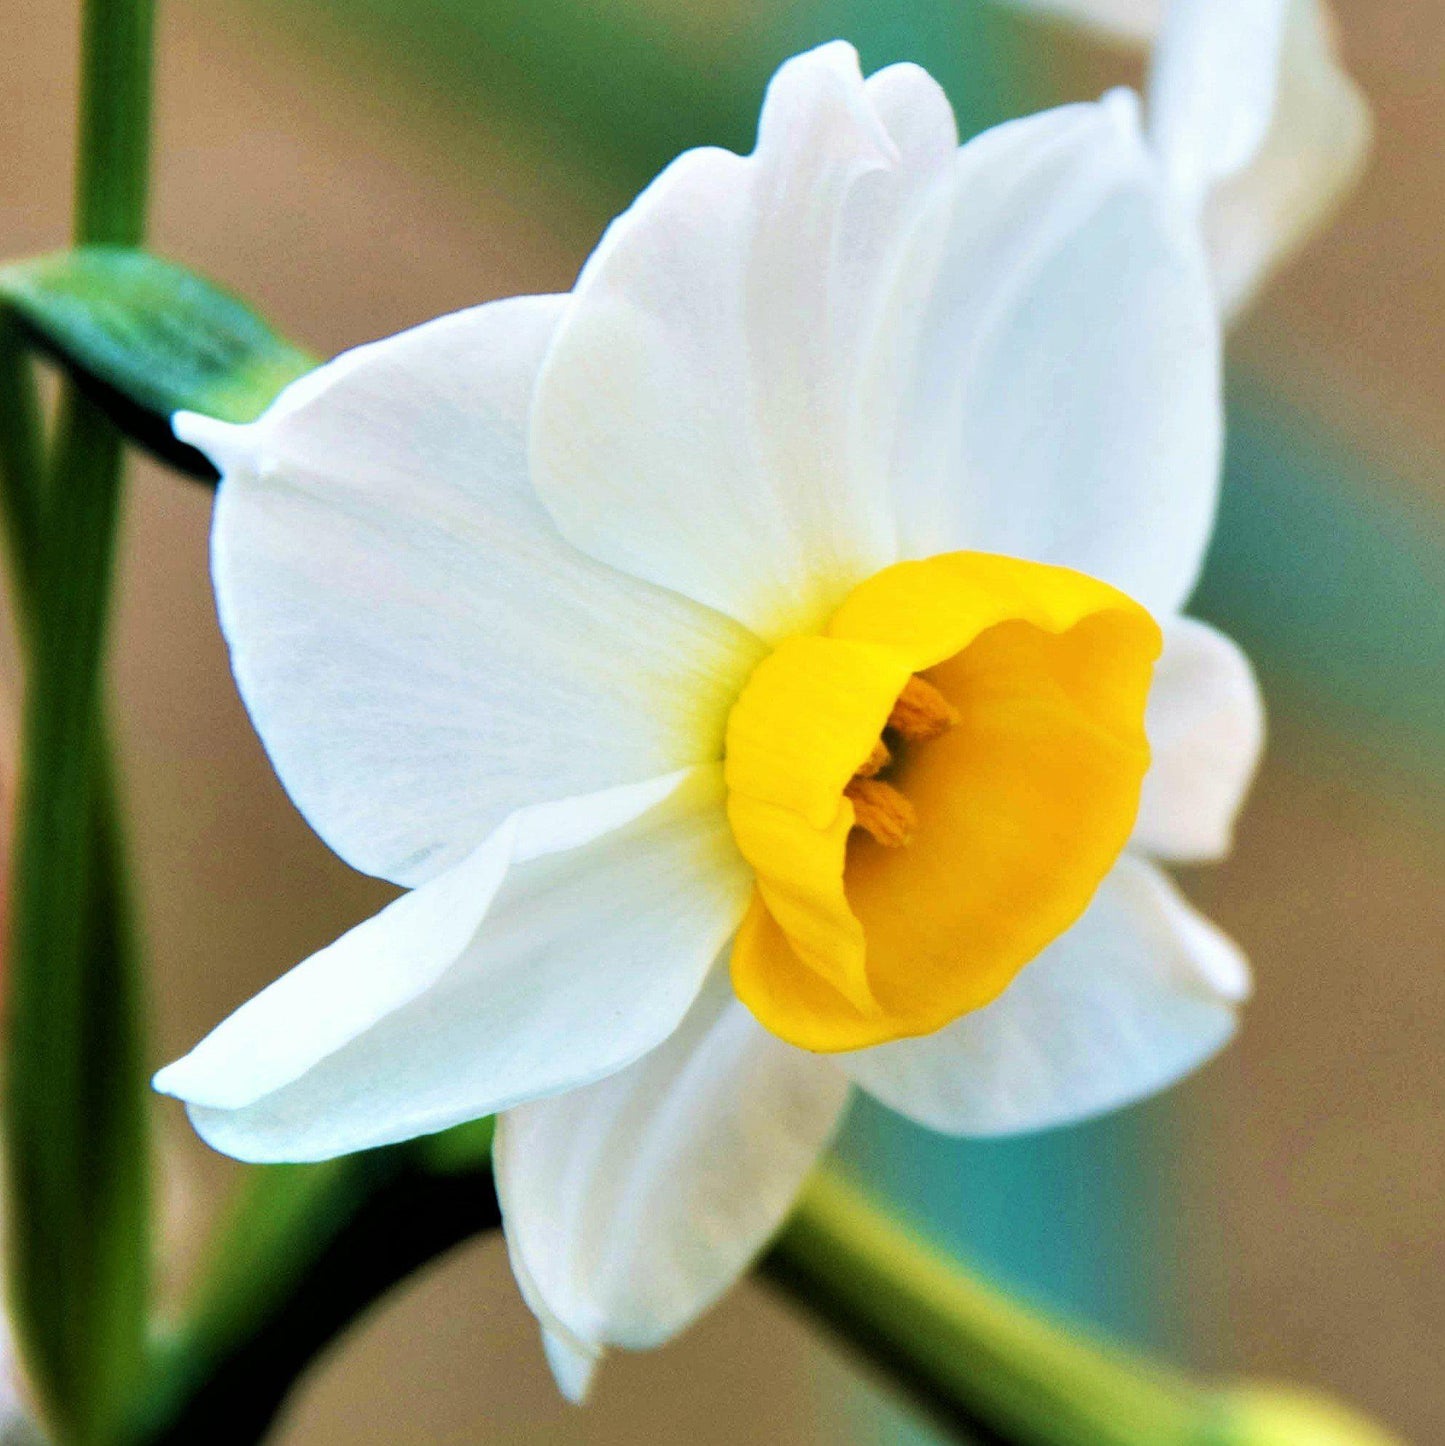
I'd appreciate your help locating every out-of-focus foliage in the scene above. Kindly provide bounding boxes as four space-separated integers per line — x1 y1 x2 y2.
243 0 1053 202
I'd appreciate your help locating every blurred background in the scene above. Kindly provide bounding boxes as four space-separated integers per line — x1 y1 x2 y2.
2 0 1442 1441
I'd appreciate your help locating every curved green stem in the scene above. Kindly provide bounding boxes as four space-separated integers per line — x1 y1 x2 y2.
4 393 149 1446
123 1126 497 1446
1 1 155 1441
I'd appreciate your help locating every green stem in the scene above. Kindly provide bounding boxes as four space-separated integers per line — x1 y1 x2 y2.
125 1127 497 1446
74 0 155 247
0 329 148 1446
766 1170 1206 1446
0 314 44 615
2 1 155 1440
5 396 149 1445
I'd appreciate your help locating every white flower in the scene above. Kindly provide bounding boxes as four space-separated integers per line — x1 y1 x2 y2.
1001 0 1372 316
156 43 1263 1399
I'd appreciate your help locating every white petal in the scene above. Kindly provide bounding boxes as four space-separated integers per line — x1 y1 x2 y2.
193 294 762 887
155 766 751 1162
153 772 680 1110
1147 0 1293 211
495 975 849 1383
842 855 1248 1136
541 1328 599 1406
530 42 958 639
1202 1 1372 318
503 1248 603 1403
1134 616 1264 862
863 59 961 167
882 92 1222 618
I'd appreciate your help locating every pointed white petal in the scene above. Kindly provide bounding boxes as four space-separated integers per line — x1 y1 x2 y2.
1203 1 1372 317
205 293 762 887
173 411 255 473
1134 616 1264 862
542 1330 599 1405
504 1244 603 1402
1148 0 1293 212
495 976 849 1375
842 856 1248 1136
153 771 680 1109
154 821 516 1113
156 767 751 1162
530 42 958 639
882 92 1221 618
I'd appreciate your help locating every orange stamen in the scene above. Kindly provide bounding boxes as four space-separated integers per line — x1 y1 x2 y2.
887 674 959 742
854 738 892 779
844 777 916 847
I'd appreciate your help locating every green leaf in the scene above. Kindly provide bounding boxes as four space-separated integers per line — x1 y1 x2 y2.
0 247 316 477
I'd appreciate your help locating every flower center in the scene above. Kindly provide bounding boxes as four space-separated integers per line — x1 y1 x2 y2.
723 552 1161 1053
841 676 959 848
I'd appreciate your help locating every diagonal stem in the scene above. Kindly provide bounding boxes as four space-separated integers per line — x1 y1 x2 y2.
766 1169 1204 1446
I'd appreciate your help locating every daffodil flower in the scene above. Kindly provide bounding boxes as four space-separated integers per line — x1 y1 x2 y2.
156 42 1263 1398
1004 0 1371 316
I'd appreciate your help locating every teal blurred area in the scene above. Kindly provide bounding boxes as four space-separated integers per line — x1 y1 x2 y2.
828 368 1445 1440
1201 377 1445 801
157 0 1445 1438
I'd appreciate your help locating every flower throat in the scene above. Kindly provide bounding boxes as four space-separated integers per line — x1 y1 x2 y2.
843 675 959 848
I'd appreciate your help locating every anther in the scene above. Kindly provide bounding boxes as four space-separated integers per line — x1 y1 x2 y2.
887 675 959 742
855 738 892 779
844 777 916 847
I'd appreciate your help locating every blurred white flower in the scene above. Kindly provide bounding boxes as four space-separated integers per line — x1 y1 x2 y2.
1002 0 1372 315
0 1319 42 1446
157 43 1262 1399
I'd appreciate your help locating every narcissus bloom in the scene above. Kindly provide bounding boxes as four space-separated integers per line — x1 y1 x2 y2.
1006 0 1371 316
158 42 1263 1397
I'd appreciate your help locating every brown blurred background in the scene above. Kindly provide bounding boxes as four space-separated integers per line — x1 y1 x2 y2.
2 0 1442 1441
